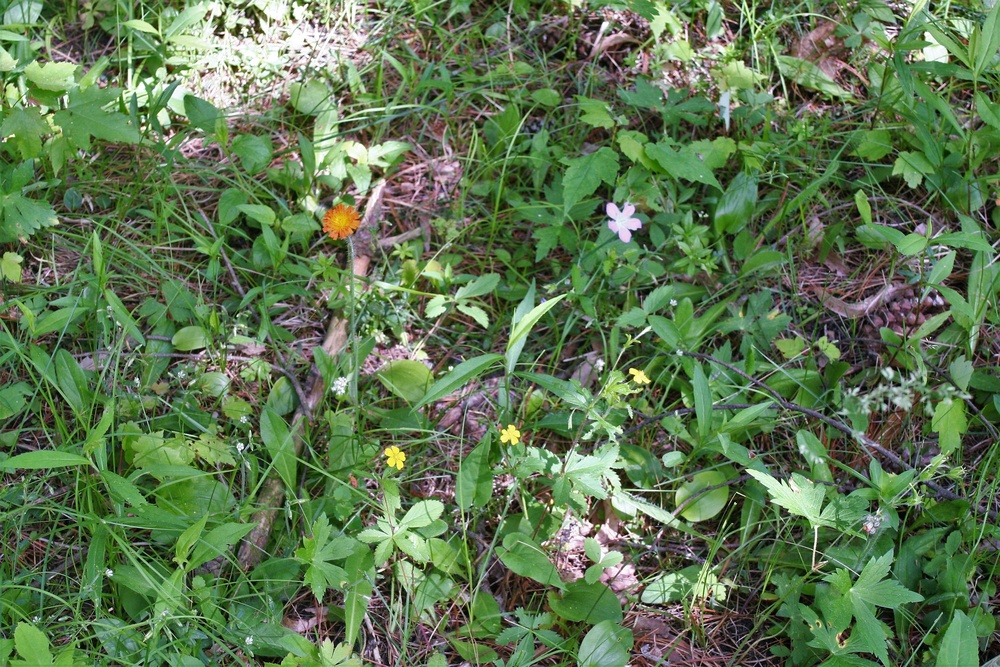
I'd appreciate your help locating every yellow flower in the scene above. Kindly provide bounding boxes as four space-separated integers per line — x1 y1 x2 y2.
384 446 406 470
629 368 651 385
500 424 521 445
322 203 360 240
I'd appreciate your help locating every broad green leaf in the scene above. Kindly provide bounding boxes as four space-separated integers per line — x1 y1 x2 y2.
12 623 53 666
531 88 561 106
548 580 622 624
928 250 955 285
975 91 1000 130
123 19 158 34
974 0 1000 77
646 142 722 191
855 129 893 160
561 147 618 211
456 435 493 510
895 233 927 255
713 171 757 234
103 288 145 345
376 359 433 404
231 133 273 174
53 87 141 150
260 407 298 492
236 204 276 226
54 348 89 413
455 273 500 299
173 515 208 568
456 303 489 328
496 532 565 590
399 499 444 529
675 470 729 522
936 610 978 667
0 382 30 420
183 94 223 136
578 620 632 667
739 251 786 281
289 80 334 115
171 325 209 351
855 190 872 225
796 430 833 483
4 0 43 24
0 450 91 471
24 61 77 92
414 353 503 409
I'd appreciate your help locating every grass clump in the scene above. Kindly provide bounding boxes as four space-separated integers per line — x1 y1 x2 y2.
1 0 999 665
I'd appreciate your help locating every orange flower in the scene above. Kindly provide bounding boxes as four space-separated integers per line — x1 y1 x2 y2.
322 204 360 240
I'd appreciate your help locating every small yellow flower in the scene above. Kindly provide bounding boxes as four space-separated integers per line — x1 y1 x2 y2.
384 446 406 470
629 368 651 385
322 203 360 240
500 424 521 445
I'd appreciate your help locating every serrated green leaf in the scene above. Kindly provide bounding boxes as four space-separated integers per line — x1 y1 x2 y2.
892 151 934 189
931 398 966 455
561 147 619 210
575 95 615 129
53 87 141 150
0 189 58 243
1 250 23 281
1 107 48 159
399 499 444 529
936 610 978 667
646 142 722 190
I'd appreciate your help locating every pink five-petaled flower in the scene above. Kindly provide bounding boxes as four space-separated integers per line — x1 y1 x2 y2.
606 201 642 243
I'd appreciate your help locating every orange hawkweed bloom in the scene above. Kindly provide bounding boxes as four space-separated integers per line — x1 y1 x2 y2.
322 204 360 240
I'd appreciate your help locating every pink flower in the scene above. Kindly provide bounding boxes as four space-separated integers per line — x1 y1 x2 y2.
606 202 642 243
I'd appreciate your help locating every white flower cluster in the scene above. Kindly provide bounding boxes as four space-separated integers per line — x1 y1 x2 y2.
843 367 966 417
331 376 350 397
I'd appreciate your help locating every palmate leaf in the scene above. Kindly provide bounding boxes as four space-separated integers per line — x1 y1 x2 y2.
53 86 141 150
820 552 924 667
747 470 826 526
0 190 58 242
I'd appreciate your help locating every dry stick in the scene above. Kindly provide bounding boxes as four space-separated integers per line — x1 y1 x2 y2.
238 252 371 568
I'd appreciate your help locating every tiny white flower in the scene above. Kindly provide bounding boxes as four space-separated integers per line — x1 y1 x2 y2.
105 568 114 577
331 376 350 396
245 636 254 646
669 299 678 307
606 202 642 243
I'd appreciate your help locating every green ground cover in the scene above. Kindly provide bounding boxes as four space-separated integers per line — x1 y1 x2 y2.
1 0 999 665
